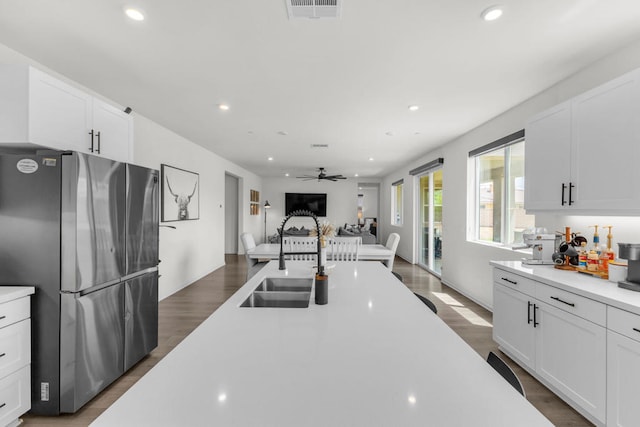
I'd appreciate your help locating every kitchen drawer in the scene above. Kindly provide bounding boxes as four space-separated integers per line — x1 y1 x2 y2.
608 306 640 343
493 269 535 297
0 297 29 329
0 319 30 380
536 282 606 326
0 365 30 427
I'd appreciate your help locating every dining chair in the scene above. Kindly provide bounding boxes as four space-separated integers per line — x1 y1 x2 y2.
240 232 267 281
331 236 361 261
384 233 400 270
287 236 317 261
486 351 526 397
414 292 438 314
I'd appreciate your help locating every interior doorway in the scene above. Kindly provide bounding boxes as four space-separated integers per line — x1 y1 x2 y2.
357 183 380 241
224 173 239 254
417 168 443 276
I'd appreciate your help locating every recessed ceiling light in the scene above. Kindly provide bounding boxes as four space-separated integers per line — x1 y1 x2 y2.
481 5 503 21
354 173 359 177
368 157 374 161
124 7 145 21
218 104 230 111
268 157 274 161
408 105 419 111
285 173 290 177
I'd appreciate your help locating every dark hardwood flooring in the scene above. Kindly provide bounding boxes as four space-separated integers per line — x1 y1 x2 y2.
22 256 592 426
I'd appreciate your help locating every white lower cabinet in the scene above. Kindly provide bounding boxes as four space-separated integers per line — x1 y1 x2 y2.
606 307 640 427
535 301 606 423
493 283 536 370
492 269 606 425
0 290 33 427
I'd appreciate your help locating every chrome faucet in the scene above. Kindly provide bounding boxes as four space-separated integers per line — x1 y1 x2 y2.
278 210 323 274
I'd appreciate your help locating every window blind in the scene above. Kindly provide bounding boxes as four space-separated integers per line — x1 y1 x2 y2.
468 129 525 157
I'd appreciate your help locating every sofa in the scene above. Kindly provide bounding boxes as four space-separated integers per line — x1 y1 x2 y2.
336 225 376 244
268 225 376 244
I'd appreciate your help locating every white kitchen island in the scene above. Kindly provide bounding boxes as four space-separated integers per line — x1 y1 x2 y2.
91 261 551 426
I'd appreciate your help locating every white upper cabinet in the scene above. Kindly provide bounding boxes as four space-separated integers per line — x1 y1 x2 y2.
0 65 132 162
525 68 640 212
91 98 133 163
524 101 572 210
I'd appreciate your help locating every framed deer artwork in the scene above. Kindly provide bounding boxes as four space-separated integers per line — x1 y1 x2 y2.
161 164 200 221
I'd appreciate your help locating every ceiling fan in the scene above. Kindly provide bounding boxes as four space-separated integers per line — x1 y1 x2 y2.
296 167 347 181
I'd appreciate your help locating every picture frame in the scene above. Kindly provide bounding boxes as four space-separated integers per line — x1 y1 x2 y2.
161 164 200 222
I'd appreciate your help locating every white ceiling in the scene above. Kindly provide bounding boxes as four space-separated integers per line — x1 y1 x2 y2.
1 0 640 178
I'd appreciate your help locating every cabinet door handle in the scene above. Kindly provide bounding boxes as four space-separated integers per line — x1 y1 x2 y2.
95 131 101 154
633 328 640 334
568 182 575 206
550 296 575 307
561 183 567 206
88 129 95 152
0 353 5 358
0 315 5 320
501 277 517 285
0 402 5 409
533 304 539 327
527 301 533 324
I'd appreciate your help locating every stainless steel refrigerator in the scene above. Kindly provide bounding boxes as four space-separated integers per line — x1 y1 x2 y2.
0 151 159 415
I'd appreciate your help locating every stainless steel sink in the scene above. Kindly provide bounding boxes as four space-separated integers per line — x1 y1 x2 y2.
253 277 313 293
240 291 310 308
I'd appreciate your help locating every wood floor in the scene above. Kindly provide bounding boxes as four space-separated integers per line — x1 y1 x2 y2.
22 256 592 426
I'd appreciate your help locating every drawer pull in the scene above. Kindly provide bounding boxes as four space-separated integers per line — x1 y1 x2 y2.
0 403 5 409
550 296 575 307
0 353 5 358
501 277 517 285
0 316 5 320
633 328 640 334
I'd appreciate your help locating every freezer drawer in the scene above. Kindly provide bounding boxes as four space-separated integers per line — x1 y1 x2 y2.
124 271 158 371
60 283 125 413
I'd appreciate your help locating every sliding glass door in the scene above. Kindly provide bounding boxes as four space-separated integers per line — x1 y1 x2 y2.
417 168 442 275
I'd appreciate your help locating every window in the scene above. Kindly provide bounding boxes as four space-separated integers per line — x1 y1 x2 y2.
391 180 403 225
471 132 534 245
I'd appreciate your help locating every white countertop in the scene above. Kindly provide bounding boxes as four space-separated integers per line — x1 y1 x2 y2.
0 286 34 304
92 261 551 427
491 260 640 315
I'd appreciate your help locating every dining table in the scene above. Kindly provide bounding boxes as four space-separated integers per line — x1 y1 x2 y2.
246 243 395 265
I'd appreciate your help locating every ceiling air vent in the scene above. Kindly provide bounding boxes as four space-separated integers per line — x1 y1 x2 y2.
286 0 341 19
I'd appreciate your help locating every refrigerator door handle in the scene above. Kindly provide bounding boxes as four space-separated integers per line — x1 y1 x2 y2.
121 266 158 282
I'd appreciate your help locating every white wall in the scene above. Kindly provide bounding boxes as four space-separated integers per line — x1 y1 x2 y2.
0 42 264 300
262 177 369 242
132 117 263 299
381 37 640 309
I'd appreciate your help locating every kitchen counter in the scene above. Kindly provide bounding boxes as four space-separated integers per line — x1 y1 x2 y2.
490 260 640 315
91 261 551 426
0 286 35 303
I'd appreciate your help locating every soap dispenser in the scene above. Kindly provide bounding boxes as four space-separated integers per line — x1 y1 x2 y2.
589 225 601 255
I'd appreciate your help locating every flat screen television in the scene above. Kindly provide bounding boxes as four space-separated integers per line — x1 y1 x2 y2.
285 193 327 217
